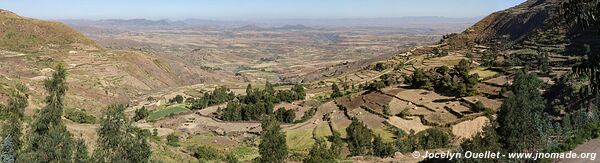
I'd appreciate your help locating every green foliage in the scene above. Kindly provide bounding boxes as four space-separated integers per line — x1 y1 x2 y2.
405 68 434 90
189 145 222 161
473 101 486 112
166 133 180 147
0 83 28 157
275 107 296 123
481 50 497 67
383 104 391 116
259 116 288 163
190 86 236 110
64 108 96 124
292 83 306 100
1 136 15 163
133 106 149 122
394 128 450 153
295 107 317 123
395 130 419 153
330 83 343 99
372 134 394 157
406 60 478 97
346 118 373 156
303 138 337 163
562 0 600 96
455 124 504 163
539 52 552 76
73 138 90 163
93 104 151 163
330 130 344 158
497 70 548 153
225 153 240 163
169 95 184 104
20 64 78 163
416 128 451 149
220 83 304 121
366 80 386 91
374 62 387 72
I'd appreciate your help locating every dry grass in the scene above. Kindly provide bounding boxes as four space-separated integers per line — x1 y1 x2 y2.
452 116 489 139
387 116 430 133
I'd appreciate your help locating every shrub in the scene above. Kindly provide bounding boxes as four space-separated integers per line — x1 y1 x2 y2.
64 108 96 124
166 133 179 147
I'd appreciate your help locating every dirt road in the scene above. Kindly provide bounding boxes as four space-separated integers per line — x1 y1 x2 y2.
558 138 600 163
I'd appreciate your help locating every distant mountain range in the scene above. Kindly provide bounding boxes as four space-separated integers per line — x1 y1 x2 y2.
58 16 479 29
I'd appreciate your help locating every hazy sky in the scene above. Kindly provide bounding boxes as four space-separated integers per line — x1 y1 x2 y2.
1 0 526 20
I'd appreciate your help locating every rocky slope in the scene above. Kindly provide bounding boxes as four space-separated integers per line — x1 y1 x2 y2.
444 0 599 55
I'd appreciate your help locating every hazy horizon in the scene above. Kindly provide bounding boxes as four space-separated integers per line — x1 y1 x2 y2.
1 0 525 20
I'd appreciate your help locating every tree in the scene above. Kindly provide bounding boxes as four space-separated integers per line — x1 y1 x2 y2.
93 104 151 162
346 118 372 156
330 83 343 99
372 134 394 157
1 136 15 163
292 83 306 100
383 104 391 116
539 52 552 76
466 52 474 62
455 124 504 163
304 138 337 163
0 84 28 160
455 59 471 77
497 70 548 153
226 153 240 163
20 64 77 163
133 106 149 122
275 108 295 123
166 133 180 147
259 116 288 163
172 95 184 104
562 0 600 97
417 128 450 149
330 130 343 158
73 138 89 163
374 62 386 72
265 81 275 95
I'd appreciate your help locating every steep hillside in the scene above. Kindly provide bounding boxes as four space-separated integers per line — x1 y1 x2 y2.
444 0 561 47
0 9 100 52
0 9 240 116
444 0 600 55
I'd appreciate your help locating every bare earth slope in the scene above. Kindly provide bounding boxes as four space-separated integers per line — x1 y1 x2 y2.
0 9 239 116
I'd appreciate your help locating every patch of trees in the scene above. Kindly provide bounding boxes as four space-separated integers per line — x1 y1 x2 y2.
189 145 223 161
431 47 448 57
166 133 180 147
562 0 600 96
372 134 395 157
274 107 296 123
0 65 151 162
64 108 96 124
258 116 288 163
189 86 236 110
346 118 373 156
405 59 479 97
169 95 185 104
449 71 600 162
219 83 305 122
294 107 317 123
133 106 149 122
496 71 549 153
394 128 451 153
303 130 343 163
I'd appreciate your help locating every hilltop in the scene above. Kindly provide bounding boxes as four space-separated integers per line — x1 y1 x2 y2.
0 9 100 52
